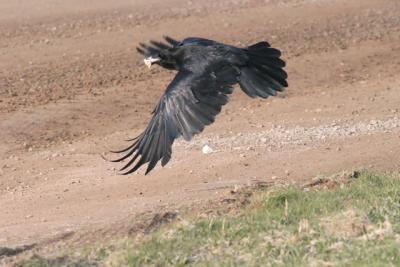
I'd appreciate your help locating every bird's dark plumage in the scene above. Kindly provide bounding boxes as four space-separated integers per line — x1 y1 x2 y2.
113 36 288 174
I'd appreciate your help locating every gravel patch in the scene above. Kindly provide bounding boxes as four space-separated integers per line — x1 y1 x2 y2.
176 116 400 152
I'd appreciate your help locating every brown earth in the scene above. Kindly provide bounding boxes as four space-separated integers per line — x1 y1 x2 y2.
0 0 400 263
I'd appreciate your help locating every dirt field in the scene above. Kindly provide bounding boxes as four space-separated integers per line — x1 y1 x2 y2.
1 0 400 261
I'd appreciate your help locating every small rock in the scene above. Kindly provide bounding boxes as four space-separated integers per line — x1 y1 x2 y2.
231 184 240 193
202 145 213 154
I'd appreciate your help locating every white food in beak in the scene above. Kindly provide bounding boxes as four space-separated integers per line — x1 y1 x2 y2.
144 56 161 69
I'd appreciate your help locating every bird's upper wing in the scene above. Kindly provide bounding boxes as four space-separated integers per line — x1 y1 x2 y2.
112 62 239 175
136 36 181 56
136 36 221 56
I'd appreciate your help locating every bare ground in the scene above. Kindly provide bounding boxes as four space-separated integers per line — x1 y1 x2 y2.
0 0 400 263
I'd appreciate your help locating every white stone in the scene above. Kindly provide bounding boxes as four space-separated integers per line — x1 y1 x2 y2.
202 145 213 154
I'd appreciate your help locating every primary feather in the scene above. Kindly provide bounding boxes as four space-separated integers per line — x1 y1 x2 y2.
112 36 288 174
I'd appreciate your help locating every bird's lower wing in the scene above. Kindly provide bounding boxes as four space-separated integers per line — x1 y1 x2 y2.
112 65 239 175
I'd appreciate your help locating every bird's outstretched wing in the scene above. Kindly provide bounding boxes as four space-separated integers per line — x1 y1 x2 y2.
112 63 239 175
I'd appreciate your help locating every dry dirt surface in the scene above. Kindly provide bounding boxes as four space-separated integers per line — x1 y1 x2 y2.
1 0 400 263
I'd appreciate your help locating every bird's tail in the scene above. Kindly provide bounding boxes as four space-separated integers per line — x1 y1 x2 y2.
239 42 288 98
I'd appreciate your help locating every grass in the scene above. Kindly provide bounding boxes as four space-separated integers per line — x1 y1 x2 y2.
18 171 400 267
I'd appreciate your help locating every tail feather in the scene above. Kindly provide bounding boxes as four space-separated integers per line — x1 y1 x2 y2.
238 42 288 98
248 47 282 58
248 41 271 49
253 64 288 87
251 66 285 92
239 68 276 98
251 65 287 91
250 54 286 68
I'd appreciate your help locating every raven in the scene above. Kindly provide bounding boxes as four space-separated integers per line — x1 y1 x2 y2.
112 36 288 175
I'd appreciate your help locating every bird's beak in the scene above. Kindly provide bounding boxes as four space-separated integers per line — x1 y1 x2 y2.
144 56 161 69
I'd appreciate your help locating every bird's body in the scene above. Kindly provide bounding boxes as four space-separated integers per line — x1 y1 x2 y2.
112 37 288 174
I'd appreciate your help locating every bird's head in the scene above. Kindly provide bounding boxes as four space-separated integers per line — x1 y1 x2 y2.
143 48 183 70
138 37 185 70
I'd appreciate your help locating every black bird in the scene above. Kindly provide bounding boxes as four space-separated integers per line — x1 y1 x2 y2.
112 36 288 175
